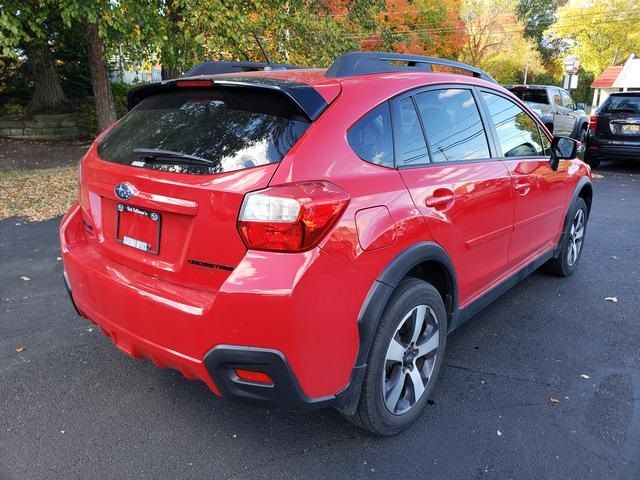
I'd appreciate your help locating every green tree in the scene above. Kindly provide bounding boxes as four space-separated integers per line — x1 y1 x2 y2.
460 0 544 82
545 0 640 75
0 2 70 113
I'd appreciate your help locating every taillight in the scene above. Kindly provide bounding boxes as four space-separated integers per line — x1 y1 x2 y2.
588 114 597 133
238 181 349 252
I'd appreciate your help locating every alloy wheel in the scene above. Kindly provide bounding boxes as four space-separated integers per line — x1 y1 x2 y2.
383 304 439 415
567 208 585 266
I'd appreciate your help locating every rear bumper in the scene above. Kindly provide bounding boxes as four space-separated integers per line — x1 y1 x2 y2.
587 137 640 160
60 202 372 408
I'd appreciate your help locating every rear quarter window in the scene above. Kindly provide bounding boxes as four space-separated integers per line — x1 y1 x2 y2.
97 88 310 175
347 102 394 168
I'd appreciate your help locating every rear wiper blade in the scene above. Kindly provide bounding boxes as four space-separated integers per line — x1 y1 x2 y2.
133 148 214 165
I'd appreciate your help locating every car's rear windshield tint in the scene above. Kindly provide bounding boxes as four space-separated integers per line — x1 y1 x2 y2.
602 95 640 113
97 88 310 175
507 88 549 104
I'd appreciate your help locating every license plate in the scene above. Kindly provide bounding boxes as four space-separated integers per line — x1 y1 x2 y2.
115 203 161 254
621 124 640 134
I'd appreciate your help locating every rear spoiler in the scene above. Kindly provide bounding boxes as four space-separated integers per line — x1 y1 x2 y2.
127 76 329 121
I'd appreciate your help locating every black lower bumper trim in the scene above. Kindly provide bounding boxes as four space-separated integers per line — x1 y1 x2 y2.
63 271 84 318
204 345 356 411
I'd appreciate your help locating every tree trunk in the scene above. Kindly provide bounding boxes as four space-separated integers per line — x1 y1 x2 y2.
85 21 116 132
161 65 181 80
160 0 182 80
25 42 69 114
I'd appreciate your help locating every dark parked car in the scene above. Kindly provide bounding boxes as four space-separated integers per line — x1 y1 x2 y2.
506 85 589 142
585 92 640 168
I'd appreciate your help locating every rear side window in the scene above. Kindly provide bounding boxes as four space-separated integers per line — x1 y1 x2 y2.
507 88 549 105
396 98 429 166
481 91 544 157
602 95 640 113
347 102 394 168
415 89 490 163
98 89 310 175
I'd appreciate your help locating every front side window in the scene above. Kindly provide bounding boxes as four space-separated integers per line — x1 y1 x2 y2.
347 102 394 168
552 90 563 107
482 91 544 157
98 89 310 175
415 88 490 163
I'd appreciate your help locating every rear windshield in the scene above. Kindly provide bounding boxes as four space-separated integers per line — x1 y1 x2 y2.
602 95 640 113
507 88 549 105
98 88 310 175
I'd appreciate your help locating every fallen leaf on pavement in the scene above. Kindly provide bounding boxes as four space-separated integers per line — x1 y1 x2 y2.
20 276 30 282
605 296 618 303
15 346 25 352
549 397 560 404
611 256 619 260
497 430 503 437
580 374 590 379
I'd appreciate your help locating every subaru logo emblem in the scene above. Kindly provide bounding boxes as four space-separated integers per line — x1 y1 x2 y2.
114 182 136 201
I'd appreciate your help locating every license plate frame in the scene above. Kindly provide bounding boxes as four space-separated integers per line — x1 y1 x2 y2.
115 203 162 255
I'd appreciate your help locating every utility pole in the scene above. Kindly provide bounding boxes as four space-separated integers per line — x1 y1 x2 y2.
523 61 529 85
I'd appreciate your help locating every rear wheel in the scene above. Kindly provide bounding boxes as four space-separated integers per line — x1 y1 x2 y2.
584 150 601 169
344 278 446 435
543 197 588 277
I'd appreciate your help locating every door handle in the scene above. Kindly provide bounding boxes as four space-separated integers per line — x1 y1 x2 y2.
425 190 455 209
514 181 531 196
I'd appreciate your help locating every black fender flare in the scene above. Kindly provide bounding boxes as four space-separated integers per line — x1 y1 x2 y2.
338 242 458 414
570 115 590 138
355 242 458 368
555 176 593 257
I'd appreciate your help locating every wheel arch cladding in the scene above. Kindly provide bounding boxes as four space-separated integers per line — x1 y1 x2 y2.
338 242 458 415
555 177 592 257
578 180 593 214
355 242 458 368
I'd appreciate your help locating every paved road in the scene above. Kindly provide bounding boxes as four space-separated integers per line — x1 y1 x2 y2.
1 162 639 480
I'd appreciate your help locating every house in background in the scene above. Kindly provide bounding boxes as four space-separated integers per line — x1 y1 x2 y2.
591 54 640 109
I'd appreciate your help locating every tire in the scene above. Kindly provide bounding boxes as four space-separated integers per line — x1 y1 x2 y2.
543 197 588 277
584 151 601 169
577 127 587 146
343 278 447 435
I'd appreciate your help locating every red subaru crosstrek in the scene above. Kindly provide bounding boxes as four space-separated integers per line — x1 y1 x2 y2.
60 52 592 435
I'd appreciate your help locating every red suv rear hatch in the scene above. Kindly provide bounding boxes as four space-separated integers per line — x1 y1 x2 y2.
78 83 330 292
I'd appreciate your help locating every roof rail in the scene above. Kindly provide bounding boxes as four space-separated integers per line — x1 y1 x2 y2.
325 52 497 83
184 61 304 77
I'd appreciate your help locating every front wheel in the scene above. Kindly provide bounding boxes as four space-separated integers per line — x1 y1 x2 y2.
344 278 447 435
543 197 588 277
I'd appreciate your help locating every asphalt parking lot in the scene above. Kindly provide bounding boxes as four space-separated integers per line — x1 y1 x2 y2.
1 162 639 480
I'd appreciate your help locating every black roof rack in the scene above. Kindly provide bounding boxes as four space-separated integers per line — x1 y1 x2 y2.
184 61 304 77
325 52 496 83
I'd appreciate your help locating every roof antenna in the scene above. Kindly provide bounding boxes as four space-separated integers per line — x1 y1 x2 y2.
252 31 272 69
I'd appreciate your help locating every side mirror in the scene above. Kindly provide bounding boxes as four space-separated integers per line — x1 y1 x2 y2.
575 103 585 110
549 136 578 171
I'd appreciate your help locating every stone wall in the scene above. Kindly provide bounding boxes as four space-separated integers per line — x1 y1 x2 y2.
0 113 84 140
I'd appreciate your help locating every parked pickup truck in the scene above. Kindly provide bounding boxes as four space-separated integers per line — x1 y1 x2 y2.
505 85 590 143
